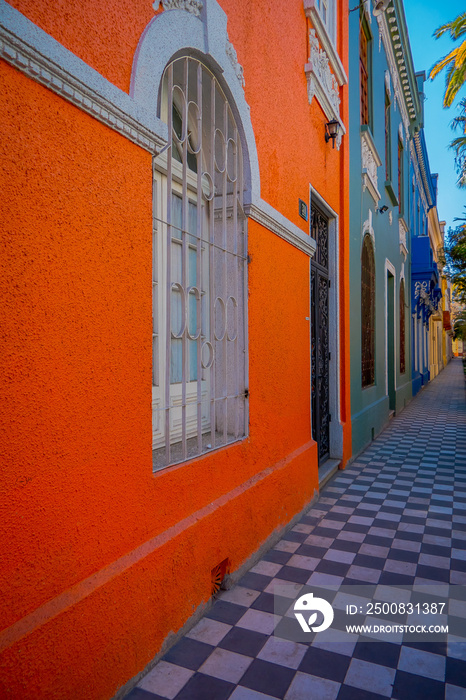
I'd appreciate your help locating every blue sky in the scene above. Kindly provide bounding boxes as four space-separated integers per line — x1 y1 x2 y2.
402 0 465 233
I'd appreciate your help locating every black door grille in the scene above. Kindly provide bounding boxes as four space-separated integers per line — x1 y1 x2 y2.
311 205 330 463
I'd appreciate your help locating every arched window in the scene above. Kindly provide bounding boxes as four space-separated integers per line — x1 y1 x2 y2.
361 234 375 387
152 56 247 470
399 279 405 374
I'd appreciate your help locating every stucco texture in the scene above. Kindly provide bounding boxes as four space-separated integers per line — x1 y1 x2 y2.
0 0 351 697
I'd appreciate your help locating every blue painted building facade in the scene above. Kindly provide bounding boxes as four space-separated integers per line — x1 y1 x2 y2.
348 0 421 456
410 83 444 394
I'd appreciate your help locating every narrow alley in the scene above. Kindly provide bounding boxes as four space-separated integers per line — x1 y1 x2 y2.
126 358 466 700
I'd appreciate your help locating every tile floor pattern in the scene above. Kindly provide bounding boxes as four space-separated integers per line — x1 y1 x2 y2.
125 360 466 700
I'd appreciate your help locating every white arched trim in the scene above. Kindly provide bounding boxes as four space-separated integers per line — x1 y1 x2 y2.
130 0 260 202
130 0 315 257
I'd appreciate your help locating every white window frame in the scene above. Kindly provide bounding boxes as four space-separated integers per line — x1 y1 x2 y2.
315 0 336 44
304 0 343 71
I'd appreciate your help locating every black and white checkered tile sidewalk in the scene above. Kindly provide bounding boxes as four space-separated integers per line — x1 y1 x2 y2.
126 359 466 700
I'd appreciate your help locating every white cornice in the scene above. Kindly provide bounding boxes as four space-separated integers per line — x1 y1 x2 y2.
303 0 347 86
244 196 316 257
376 9 413 134
409 141 428 214
0 0 167 154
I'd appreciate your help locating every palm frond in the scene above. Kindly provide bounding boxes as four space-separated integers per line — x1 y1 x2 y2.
431 13 466 108
433 13 466 40
429 49 458 81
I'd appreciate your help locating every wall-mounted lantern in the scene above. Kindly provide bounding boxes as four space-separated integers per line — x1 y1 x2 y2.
325 119 342 149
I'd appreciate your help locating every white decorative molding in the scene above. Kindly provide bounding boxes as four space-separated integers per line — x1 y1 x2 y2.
305 29 346 149
376 11 411 135
414 281 428 299
306 30 339 113
363 0 371 22
384 70 391 97
244 196 316 258
226 38 245 87
0 1 168 154
398 122 404 143
409 143 428 214
152 0 203 16
303 0 347 87
399 217 408 260
361 129 382 204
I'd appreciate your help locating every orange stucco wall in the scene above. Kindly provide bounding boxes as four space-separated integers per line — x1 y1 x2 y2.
1 1 350 697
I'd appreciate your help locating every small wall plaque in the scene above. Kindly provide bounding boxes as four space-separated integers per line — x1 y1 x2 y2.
299 199 308 221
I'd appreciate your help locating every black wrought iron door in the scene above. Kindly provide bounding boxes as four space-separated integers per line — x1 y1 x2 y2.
310 204 330 464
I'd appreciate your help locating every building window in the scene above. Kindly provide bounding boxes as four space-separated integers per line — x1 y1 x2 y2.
398 138 404 215
360 20 371 127
152 56 247 470
361 235 375 387
384 91 391 181
315 0 336 44
400 279 406 374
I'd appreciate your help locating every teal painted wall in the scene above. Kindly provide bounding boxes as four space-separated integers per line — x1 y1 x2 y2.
348 2 413 457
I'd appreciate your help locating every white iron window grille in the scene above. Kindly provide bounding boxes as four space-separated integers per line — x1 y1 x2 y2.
152 56 248 470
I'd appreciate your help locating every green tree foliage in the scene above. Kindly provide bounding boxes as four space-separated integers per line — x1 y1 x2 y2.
444 207 466 309
429 12 466 108
453 308 466 341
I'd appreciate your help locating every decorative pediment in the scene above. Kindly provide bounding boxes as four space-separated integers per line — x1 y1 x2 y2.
152 0 203 17
399 217 408 260
361 128 382 203
305 30 345 149
414 281 427 299
226 39 245 87
413 277 442 322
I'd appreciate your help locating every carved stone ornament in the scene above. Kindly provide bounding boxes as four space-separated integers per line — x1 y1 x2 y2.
306 29 342 147
361 130 382 203
152 0 203 17
414 281 428 299
399 218 408 259
226 39 245 87
362 139 378 188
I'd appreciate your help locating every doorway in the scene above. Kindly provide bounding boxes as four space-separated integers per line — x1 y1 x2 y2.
310 203 330 464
